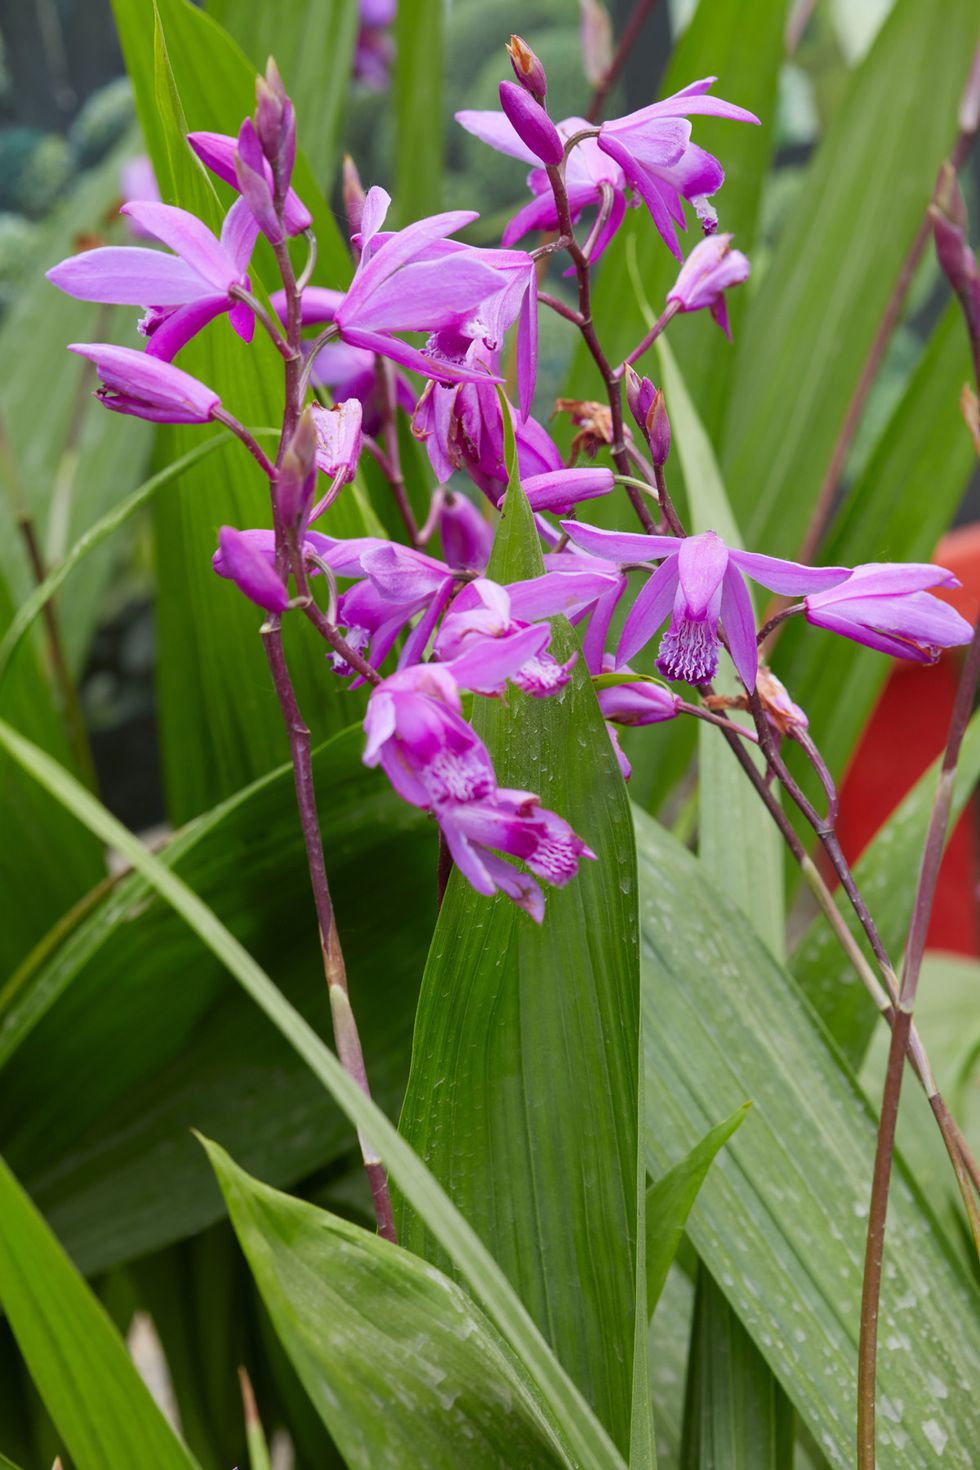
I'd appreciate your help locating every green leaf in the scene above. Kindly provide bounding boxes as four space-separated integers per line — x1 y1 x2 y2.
646 1105 750 1318
656 338 784 954
637 805 980 1467
394 0 444 224
720 0 980 559
396 416 642 1455
0 1451 26 1470
111 0 375 819
0 1156 200 1470
0 715 625 1470
791 709 980 1066
206 1139 572 1468
0 728 431 1276
205 0 359 188
679 1268 793 1470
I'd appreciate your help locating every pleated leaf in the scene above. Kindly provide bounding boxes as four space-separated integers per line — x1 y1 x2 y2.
395 438 642 1454
637 806 980 1468
206 1139 571 1469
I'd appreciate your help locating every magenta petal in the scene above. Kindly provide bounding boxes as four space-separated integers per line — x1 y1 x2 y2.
220 197 261 274
342 210 481 314
720 564 758 690
618 556 681 665
344 256 500 332
70 342 219 421
216 526 289 613
144 296 230 361
677 532 729 617
807 561 959 602
228 298 255 343
47 247 207 306
448 623 550 693
454 109 540 165
522 467 614 514
562 519 679 564
120 202 236 291
501 191 562 246
507 568 618 621
729 548 850 596
583 574 629 674
342 328 502 384
399 576 456 668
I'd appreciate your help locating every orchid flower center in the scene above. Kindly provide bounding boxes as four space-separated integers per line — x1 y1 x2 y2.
424 746 495 806
657 611 720 685
527 832 582 885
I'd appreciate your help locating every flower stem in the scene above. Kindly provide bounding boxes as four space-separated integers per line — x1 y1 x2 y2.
616 299 680 375
376 357 421 547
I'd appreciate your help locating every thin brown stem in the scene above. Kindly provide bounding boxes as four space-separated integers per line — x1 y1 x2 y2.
617 299 680 375
585 0 658 124
538 290 584 326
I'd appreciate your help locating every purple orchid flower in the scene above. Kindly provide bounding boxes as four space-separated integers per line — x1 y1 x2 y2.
666 233 750 338
333 542 456 673
439 788 595 922
597 662 680 726
268 286 416 434
803 563 974 662
188 130 312 238
563 521 849 689
498 81 564 165
69 343 221 423
331 188 510 386
596 79 760 258
363 662 593 920
456 109 629 268
48 199 259 361
434 578 575 698
413 354 562 497
438 491 495 571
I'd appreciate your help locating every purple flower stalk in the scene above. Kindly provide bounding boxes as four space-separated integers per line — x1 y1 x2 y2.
48 200 259 361
666 233 750 338
563 521 849 689
803 563 974 662
69 343 221 423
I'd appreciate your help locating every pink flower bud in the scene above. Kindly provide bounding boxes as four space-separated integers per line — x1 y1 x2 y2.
625 366 670 466
343 154 367 240
498 81 564 167
930 163 979 320
505 34 548 103
234 118 283 244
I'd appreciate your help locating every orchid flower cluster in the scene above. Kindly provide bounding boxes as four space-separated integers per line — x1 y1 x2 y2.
49 43 973 929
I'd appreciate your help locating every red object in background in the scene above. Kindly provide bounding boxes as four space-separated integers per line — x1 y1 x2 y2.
835 525 980 956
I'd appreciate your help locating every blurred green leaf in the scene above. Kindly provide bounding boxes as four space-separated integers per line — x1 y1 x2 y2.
649 1266 695 1470
0 728 430 1275
0 713 625 1470
0 1155 200 1470
679 1268 794 1470
207 1139 573 1468
646 1105 750 1318
396 418 642 1456
791 709 980 1066
637 805 980 1467
205 0 359 189
394 0 444 224
720 0 980 559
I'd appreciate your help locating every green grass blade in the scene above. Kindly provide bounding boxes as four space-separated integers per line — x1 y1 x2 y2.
0 1156 201 1470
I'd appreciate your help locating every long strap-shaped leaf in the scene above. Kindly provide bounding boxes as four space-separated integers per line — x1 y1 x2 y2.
0 1156 201 1470
0 715 626 1470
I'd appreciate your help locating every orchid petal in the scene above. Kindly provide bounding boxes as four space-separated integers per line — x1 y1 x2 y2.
677 532 729 617
720 564 758 690
219 197 261 274
454 109 540 165
729 548 850 596
144 296 229 361
618 556 681 665
120 202 236 290
47 247 208 306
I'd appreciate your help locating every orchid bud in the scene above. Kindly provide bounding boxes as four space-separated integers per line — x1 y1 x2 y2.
277 407 318 529
255 59 297 194
439 491 495 571
234 117 283 243
625 366 670 466
216 526 290 614
343 154 367 240
311 399 363 487
506 34 548 103
498 81 564 167
930 162 979 315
